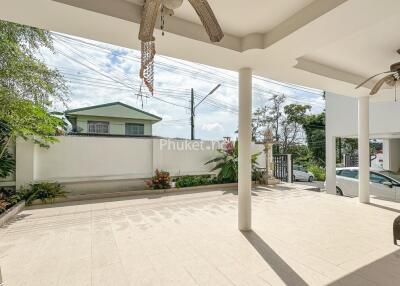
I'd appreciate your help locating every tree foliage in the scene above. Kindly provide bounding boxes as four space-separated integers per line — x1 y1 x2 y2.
252 94 311 153
0 20 67 106
0 121 14 178
0 20 68 174
301 113 326 166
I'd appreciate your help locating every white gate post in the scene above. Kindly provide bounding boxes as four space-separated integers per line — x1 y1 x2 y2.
287 154 293 183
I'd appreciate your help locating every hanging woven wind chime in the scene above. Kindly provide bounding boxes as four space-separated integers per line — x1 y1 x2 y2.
138 0 224 96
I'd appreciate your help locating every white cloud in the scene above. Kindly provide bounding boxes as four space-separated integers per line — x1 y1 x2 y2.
201 123 224 132
42 33 325 140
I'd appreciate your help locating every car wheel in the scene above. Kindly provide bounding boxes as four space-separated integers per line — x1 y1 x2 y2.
308 176 314 182
336 187 343 196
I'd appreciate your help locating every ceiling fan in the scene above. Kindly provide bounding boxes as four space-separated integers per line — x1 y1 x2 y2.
138 0 224 95
139 0 224 43
355 49 400 97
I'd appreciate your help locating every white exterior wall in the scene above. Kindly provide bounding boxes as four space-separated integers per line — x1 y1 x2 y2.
383 139 400 172
34 136 153 180
325 92 400 194
15 136 266 193
326 93 400 138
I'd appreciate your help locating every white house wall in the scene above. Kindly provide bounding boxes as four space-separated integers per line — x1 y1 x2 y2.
383 139 400 173
326 92 400 138
325 93 400 194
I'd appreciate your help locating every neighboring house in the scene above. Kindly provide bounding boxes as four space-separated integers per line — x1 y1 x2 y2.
65 102 161 136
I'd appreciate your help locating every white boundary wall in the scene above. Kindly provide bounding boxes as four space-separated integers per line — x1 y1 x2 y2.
15 136 266 193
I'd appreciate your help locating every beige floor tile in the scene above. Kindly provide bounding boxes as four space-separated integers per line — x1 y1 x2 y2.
1 186 399 286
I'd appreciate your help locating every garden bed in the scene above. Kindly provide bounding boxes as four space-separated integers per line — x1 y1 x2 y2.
0 200 25 227
35 182 240 204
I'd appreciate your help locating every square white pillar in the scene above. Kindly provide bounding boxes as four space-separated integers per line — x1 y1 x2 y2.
238 67 252 231
358 96 370 203
325 135 337 195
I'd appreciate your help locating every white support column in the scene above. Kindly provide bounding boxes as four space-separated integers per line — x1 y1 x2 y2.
238 67 252 231
325 135 337 195
358 96 370 203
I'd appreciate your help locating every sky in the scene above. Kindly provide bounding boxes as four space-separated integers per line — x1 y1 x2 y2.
41 33 325 140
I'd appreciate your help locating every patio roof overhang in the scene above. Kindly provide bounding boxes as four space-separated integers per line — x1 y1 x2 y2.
2 0 400 99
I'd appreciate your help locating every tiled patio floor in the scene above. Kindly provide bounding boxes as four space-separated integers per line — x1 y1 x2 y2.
1 185 400 286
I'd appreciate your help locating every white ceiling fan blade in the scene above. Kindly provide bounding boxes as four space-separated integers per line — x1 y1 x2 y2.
139 0 162 42
355 71 392 89
370 75 394 95
187 0 224 42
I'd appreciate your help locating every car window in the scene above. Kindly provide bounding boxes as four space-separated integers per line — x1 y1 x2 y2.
336 170 342 176
379 171 400 183
339 170 358 179
370 172 391 185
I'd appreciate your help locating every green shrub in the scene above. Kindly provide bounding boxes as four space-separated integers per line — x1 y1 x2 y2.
0 199 9 214
308 165 326 181
0 187 21 214
0 122 15 179
175 175 211 188
19 182 67 205
146 170 171 190
205 139 260 182
0 152 15 179
173 174 238 188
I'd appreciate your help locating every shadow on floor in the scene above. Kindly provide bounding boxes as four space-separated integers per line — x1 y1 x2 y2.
241 230 309 286
265 185 294 191
369 203 400 214
222 189 260 196
326 249 400 286
0 213 31 230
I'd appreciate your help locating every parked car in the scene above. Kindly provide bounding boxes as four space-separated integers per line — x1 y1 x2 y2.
334 167 400 201
293 165 314 182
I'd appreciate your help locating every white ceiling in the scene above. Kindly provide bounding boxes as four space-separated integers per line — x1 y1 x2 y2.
124 0 315 37
173 0 315 37
1 0 400 100
302 14 400 80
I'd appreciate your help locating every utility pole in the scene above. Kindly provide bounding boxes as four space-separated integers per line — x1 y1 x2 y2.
190 84 221 140
191 88 195 140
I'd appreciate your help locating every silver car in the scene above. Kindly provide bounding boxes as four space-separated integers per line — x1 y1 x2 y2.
293 165 314 182
335 167 400 201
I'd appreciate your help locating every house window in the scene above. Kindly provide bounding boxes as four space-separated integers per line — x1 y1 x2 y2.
87 121 109 134
125 123 145 135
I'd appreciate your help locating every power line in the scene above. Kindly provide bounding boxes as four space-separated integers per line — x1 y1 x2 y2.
52 33 326 109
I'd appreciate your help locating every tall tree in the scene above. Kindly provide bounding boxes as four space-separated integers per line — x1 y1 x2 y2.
302 113 326 166
251 94 311 154
267 94 286 151
251 106 268 142
280 104 311 153
0 20 67 177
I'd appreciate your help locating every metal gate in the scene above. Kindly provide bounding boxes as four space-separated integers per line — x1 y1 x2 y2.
344 154 373 167
273 154 293 183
